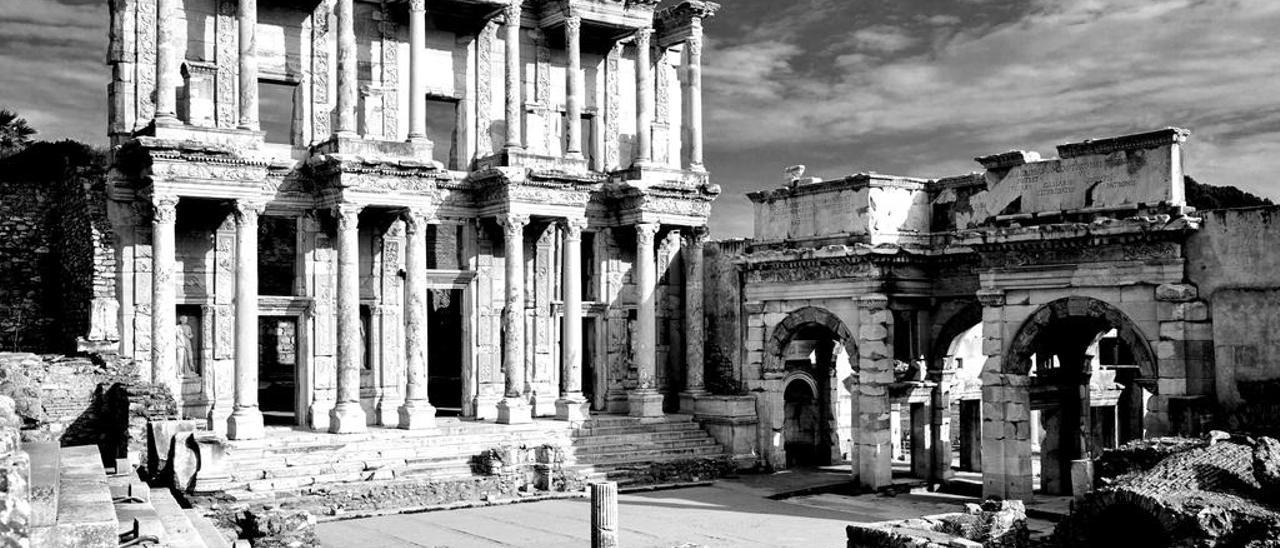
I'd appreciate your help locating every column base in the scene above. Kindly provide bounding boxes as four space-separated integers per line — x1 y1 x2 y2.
206 401 233 436
226 407 265 440
329 402 368 434
555 394 590 422
473 394 501 421
496 398 533 425
307 399 335 432
628 389 665 421
397 400 437 430
679 390 707 415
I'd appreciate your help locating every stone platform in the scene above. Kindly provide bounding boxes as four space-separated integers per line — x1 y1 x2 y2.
192 414 729 502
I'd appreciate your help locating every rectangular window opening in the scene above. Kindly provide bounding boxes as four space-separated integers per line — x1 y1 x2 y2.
425 97 460 170
259 79 300 146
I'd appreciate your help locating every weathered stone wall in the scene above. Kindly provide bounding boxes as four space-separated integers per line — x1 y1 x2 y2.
703 239 746 394
0 143 114 354
1186 206 1280 434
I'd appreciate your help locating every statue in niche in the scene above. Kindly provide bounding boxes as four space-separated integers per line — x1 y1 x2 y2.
177 315 199 377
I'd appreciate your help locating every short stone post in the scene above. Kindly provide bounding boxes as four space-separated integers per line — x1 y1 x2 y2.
591 481 619 548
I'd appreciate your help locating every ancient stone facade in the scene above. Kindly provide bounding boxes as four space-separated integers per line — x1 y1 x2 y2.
710 128 1280 500
102 0 720 439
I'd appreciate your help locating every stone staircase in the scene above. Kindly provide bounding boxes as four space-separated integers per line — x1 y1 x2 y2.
200 414 728 501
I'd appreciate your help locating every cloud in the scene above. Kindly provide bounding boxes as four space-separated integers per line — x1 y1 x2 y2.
702 0 1280 236
848 25 918 54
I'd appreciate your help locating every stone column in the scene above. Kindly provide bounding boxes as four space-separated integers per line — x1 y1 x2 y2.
503 1 523 150
564 16 583 158
407 0 428 142
930 364 956 483
330 204 367 433
227 201 265 439
237 0 259 130
684 23 704 169
856 293 893 490
591 481 619 548
633 28 653 164
335 0 357 136
628 222 663 419
151 196 180 402
498 214 532 424
155 0 179 124
679 227 708 413
398 209 436 429
556 218 589 421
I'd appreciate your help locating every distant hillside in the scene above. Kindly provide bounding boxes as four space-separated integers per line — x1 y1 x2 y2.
1185 175 1274 210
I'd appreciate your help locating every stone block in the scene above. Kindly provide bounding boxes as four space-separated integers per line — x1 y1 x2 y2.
1157 378 1186 396
1155 283 1198 302
862 341 890 360
1156 340 1178 359
981 337 1003 356
859 324 888 341
1005 402 1029 421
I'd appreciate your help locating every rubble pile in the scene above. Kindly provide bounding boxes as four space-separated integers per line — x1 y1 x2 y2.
845 499 1028 548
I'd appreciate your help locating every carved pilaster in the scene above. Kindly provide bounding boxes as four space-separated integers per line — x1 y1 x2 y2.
216 0 238 129
380 0 399 140
476 20 498 158
605 41 622 168
311 0 332 140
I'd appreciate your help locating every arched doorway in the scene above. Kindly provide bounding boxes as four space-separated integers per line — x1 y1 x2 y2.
783 373 822 467
765 307 857 468
930 303 983 474
999 296 1158 496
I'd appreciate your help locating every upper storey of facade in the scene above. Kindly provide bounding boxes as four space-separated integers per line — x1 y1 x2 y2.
745 128 1195 250
106 0 719 226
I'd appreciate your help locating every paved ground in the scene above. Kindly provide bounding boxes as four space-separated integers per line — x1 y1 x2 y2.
315 469 1033 548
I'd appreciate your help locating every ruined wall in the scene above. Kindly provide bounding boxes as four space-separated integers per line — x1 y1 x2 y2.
0 143 114 354
1186 206 1280 433
703 239 747 393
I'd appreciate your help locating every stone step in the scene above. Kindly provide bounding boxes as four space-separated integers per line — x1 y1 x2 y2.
32 445 117 548
115 502 166 543
575 422 706 437
568 429 710 446
575 445 726 466
185 509 232 548
570 437 721 455
149 487 210 548
23 441 60 528
222 431 569 461
223 423 561 450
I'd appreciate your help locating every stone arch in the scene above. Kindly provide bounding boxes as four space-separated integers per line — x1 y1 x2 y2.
765 306 858 372
1001 296 1158 388
929 301 982 370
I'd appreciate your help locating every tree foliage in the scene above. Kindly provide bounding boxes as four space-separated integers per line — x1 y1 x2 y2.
0 109 37 158
1185 175 1274 210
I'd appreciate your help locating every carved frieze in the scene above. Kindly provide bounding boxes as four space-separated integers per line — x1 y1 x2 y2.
743 258 876 284
978 239 1183 269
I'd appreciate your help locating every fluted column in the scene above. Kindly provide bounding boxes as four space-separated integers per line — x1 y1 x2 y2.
684 24 704 169
330 203 367 433
679 227 708 413
155 0 179 124
227 201 265 439
564 16 583 158
335 0 357 136
556 218 589 421
407 0 428 142
238 0 259 130
628 222 663 419
151 196 180 402
503 1 523 150
398 209 436 429
633 28 653 164
498 214 532 424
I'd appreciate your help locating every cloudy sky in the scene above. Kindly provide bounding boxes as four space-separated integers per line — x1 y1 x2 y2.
3 0 1279 238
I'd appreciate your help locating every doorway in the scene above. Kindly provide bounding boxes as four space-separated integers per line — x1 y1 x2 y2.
427 289 464 415
784 376 825 467
259 316 299 425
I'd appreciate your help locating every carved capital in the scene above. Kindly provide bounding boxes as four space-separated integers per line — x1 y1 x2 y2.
402 207 432 235
565 15 581 35
333 203 363 232
152 195 179 225
634 27 653 49
503 0 521 22
499 213 530 238
561 217 588 241
686 226 710 248
408 0 424 12
976 289 1006 308
635 222 660 247
231 199 264 227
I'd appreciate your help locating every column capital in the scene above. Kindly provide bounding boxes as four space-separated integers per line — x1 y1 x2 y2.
634 27 653 47
685 226 710 247
401 207 435 234
499 213 530 234
635 222 660 246
564 15 582 33
333 203 363 229
976 288 1006 307
151 195 179 224
409 0 425 11
503 0 522 21
232 200 265 226
687 34 703 56
561 217 588 240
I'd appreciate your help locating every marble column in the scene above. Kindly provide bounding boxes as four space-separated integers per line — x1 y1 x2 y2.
227 201 265 439
335 0 357 136
498 214 532 424
155 0 179 124
398 209 436 429
330 203 367 433
684 24 704 169
628 222 663 419
503 1 523 150
633 28 653 164
679 227 708 413
407 0 428 142
151 196 180 403
237 0 259 130
556 218 589 421
564 16 583 158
